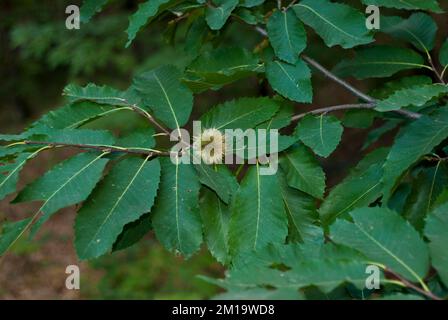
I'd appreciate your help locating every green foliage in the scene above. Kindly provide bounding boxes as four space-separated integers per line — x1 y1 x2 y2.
228 164 288 257
265 59 313 103
330 207 429 283
293 0 373 49
295 114 343 157
2 0 448 301
75 157 161 260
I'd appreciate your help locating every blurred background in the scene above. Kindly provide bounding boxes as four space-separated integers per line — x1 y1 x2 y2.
0 0 447 299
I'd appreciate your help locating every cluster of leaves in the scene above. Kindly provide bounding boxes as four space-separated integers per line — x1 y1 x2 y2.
1 0 448 300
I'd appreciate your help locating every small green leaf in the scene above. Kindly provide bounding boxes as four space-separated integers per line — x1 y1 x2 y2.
267 9 307 64
279 145 326 199
205 0 239 30
195 164 238 204
295 114 344 158
133 65 193 132
266 59 313 103
293 0 373 49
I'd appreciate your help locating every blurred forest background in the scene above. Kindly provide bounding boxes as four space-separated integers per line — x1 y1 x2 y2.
0 0 447 299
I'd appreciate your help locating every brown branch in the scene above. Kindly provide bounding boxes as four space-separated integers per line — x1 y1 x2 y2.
128 104 171 136
253 26 422 120
291 103 375 121
23 140 172 157
385 268 443 301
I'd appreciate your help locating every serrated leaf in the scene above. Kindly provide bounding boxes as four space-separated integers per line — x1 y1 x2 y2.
330 207 430 283
279 145 326 199
31 102 121 130
200 97 279 130
319 149 387 226
381 13 438 53
295 114 344 158
425 203 448 287
266 59 313 103
126 0 176 47
200 188 230 264
369 76 433 100
267 9 307 64
228 164 288 257
133 65 193 132
382 108 448 201
334 46 427 80
361 0 442 12
39 128 115 146
293 0 373 49
0 218 32 256
183 47 262 92
278 170 323 244
205 0 239 30
75 157 161 259
376 84 448 112
195 164 238 204
80 0 109 23
14 152 109 236
0 148 48 201
151 159 202 257
63 83 138 107
0 102 121 142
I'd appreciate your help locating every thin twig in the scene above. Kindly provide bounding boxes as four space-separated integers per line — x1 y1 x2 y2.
428 54 446 84
301 55 375 103
385 268 443 301
253 26 423 120
129 104 171 136
291 103 375 121
23 140 172 157
284 0 298 11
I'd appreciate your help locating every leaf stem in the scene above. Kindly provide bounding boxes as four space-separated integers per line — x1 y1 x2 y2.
384 268 442 300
